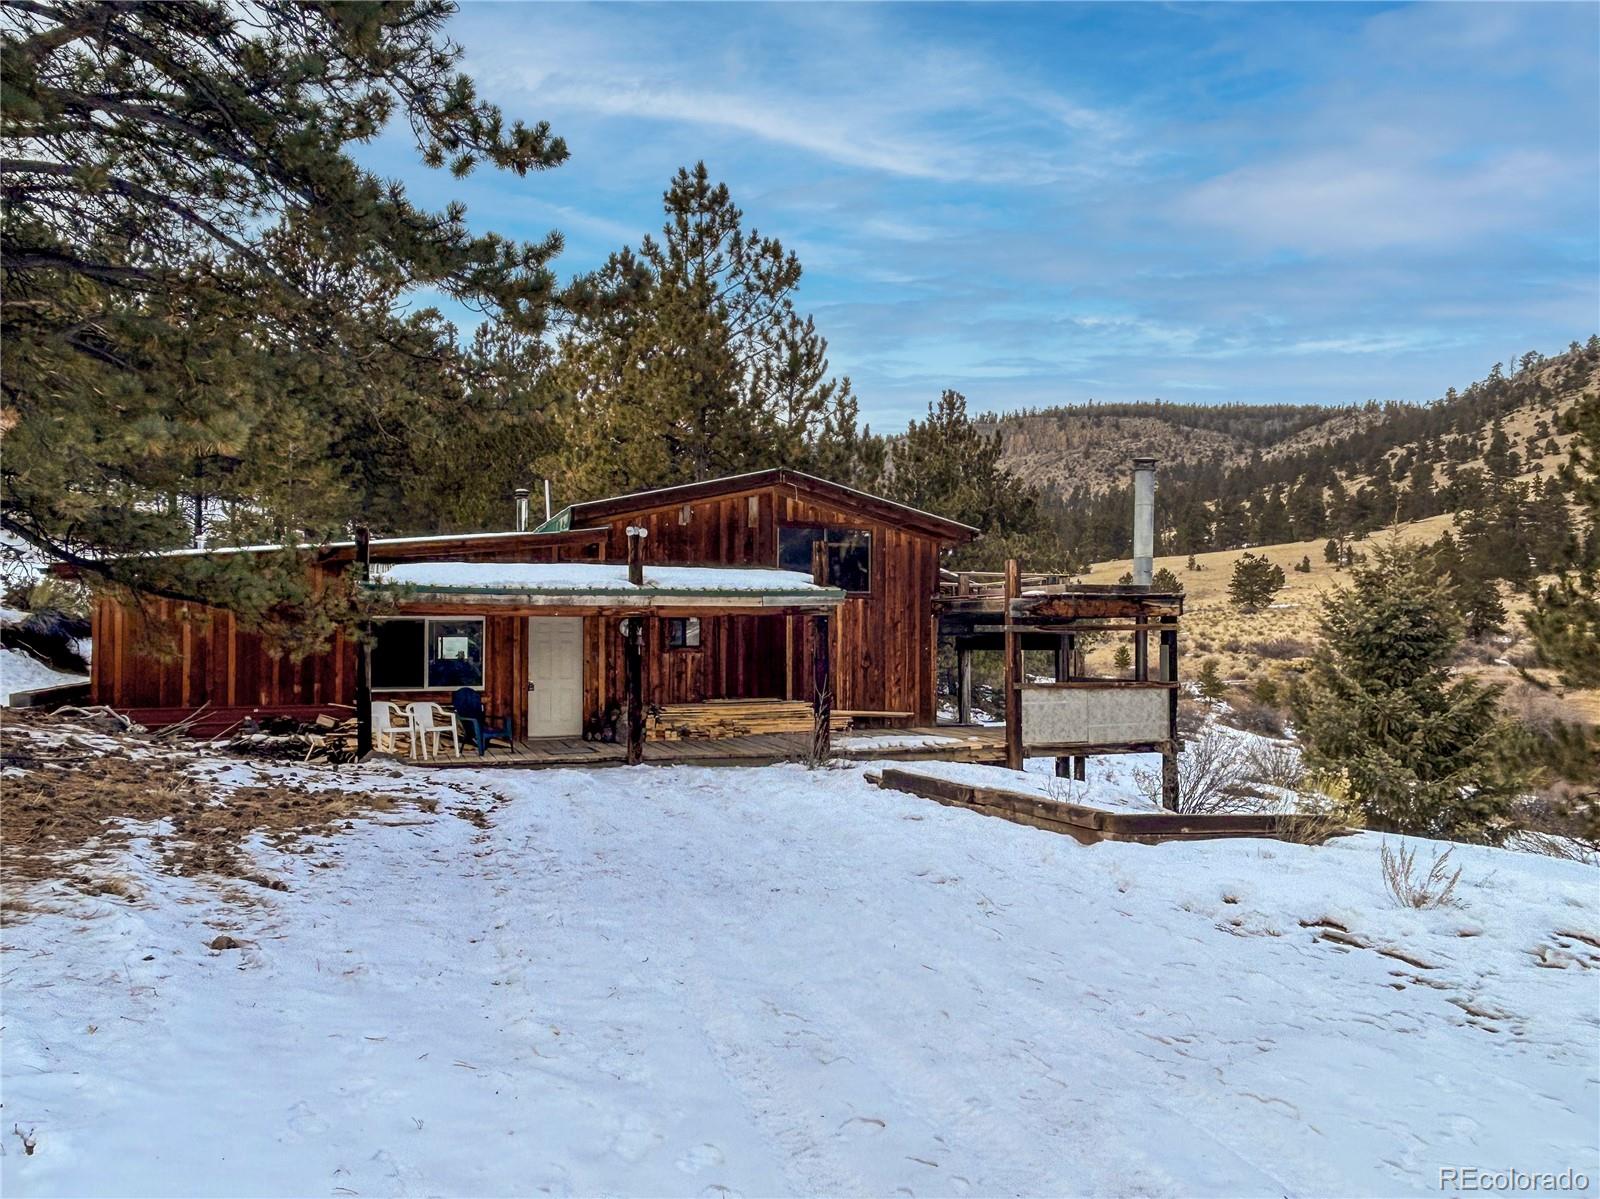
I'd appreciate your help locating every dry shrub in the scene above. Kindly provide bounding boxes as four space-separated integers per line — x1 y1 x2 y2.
1222 696 1288 738
1380 841 1464 909
1 712 423 900
1254 637 1314 661
1275 770 1365 845
1247 738 1304 791
1136 725 1254 814
1176 695 1208 739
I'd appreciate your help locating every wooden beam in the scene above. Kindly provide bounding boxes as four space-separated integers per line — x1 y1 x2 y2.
812 612 832 761
354 525 372 759
1003 558 1023 771
1160 615 1180 811
624 617 644 765
956 643 973 725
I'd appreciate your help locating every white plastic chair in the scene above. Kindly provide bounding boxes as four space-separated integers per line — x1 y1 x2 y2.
371 701 414 755
405 701 460 760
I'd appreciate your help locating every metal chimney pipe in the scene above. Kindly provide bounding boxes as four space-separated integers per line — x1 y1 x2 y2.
626 525 648 585
543 478 553 522
1132 457 1156 587
513 487 530 532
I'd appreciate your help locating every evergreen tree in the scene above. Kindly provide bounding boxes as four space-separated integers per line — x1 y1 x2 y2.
1527 391 1600 686
0 1 567 648
1324 538 1342 567
888 391 1061 569
1295 543 1523 842
543 164 882 499
1194 657 1226 702
1228 552 1285 612
1112 642 1132 672
1151 565 1183 592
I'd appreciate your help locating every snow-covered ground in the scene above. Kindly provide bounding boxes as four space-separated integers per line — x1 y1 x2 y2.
0 646 87 704
3 753 1596 1197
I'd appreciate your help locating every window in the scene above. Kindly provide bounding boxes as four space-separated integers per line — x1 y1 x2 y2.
372 617 484 690
665 617 701 649
778 525 872 592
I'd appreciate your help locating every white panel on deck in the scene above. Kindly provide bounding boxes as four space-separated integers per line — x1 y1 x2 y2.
1020 687 1168 749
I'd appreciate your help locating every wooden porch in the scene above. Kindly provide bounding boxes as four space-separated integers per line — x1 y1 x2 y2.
404 724 1005 770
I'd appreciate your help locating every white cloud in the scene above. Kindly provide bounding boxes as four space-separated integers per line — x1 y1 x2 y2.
1179 141 1570 254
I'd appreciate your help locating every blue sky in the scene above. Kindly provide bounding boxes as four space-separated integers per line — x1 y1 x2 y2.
370 2 1599 431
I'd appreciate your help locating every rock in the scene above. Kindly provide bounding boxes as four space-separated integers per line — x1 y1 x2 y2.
207 934 243 951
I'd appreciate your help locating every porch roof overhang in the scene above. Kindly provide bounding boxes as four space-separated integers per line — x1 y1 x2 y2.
366 561 847 611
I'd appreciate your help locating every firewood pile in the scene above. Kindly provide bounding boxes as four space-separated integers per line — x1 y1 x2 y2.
226 713 361 764
645 698 850 742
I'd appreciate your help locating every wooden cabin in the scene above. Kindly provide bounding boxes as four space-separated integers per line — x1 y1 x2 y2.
87 470 978 740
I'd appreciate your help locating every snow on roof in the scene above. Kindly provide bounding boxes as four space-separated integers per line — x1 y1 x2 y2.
373 561 839 598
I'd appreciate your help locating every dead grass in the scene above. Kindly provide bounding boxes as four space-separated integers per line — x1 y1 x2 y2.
1380 841 1464 909
1 709 430 910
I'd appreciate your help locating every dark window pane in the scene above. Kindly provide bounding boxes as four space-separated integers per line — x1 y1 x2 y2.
372 620 425 689
665 617 702 649
830 532 871 592
778 525 823 573
778 526 871 591
427 619 483 688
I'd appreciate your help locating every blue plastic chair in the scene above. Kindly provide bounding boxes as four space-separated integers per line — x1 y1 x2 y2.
450 688 514 756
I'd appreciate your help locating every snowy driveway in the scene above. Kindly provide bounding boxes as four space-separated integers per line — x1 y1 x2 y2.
4 760 1597 1196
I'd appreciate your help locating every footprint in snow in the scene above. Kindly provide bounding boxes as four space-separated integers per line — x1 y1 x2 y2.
286 1100 330 1138
676 1142 726 1174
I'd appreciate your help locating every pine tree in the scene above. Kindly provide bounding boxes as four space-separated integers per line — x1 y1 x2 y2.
1228 553 1286 612
0 2 568 647
543 164 881 499
1294 555 1312 573
1151 565 1183 591
1294 543 1523 841
1324 538 1341 567
1527 391 1600 686
887 391 1061 569
1112 643 1133 672
1186 553 1200 572
1194 657 1226 701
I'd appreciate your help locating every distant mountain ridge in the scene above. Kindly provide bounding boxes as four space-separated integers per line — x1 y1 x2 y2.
983 341 1598 502
983 338 1600 566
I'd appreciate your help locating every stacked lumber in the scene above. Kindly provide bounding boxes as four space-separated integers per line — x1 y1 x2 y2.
646 698 850 741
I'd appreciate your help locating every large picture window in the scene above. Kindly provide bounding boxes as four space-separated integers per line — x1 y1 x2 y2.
778 525 872 593
372 617 484 690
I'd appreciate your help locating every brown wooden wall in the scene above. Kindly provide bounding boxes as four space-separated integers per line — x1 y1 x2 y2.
91 480 953 731
584 482 944 722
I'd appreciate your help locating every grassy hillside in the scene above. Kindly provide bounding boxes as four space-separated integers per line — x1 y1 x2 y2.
1080 517 1600 726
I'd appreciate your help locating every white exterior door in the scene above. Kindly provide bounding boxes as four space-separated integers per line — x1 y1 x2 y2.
527 617 584 738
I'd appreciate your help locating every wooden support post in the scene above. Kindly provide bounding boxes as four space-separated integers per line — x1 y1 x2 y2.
354 525 372 760
1003 558 1024 771
1160 614 1180 811
956 644 973 725
1133 624 1149 682
624 617 644 765
812 612 832 761
1053 632 1071 779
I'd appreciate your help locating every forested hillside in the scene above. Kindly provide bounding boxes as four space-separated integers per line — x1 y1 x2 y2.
987 340 1600 568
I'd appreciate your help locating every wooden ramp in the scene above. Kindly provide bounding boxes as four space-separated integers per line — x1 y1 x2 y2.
403 725 1005 770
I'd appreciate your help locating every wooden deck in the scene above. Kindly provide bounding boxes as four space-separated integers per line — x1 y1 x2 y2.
401 725 1005 770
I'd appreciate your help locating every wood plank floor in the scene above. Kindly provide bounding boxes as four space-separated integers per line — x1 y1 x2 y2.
403 725 1004 770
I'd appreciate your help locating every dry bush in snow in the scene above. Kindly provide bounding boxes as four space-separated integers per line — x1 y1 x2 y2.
1136 725 1255 815
1275 770 1365 845
1380 841 1464 909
